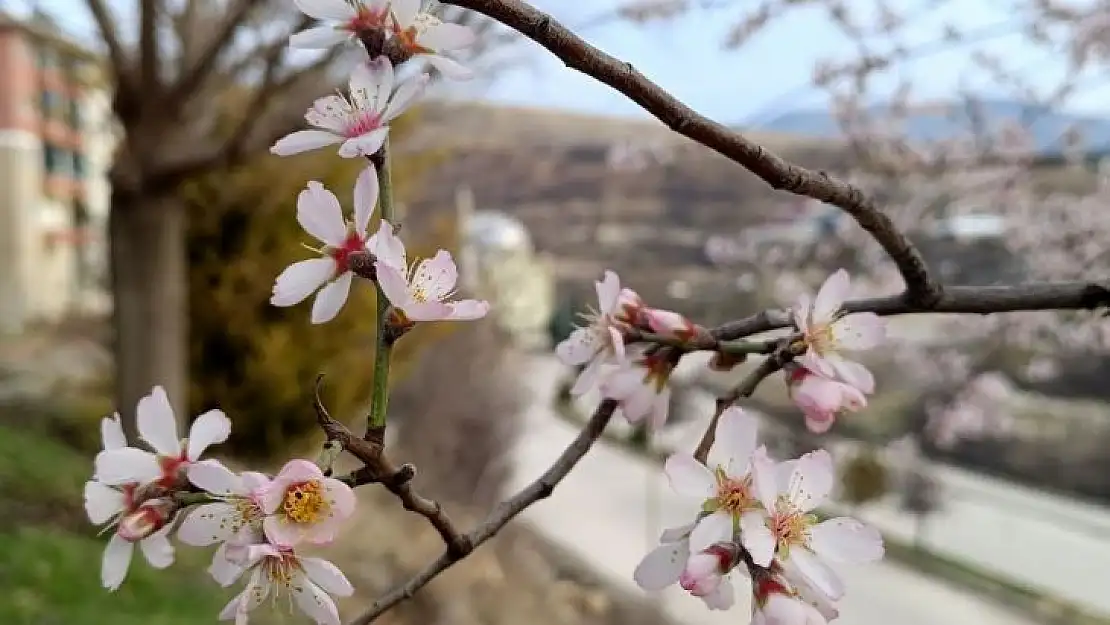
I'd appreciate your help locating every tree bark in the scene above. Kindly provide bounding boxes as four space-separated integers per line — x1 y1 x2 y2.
109 190 188 439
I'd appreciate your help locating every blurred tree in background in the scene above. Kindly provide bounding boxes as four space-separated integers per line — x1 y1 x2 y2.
183 115 452 460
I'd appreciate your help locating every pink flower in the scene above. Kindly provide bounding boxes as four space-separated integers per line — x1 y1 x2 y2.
261 460 356 547
178 460 270 548
749 448 884 601
662 407 772 563
289 0 390 49
368 221 490 322
271 57 427 158
642 307 704 342
218 543 354 625
679 543 741 610
793 269 886 393
270 169 379 324
599 347 673 428
557 271 640 395
93 386 231 489
786 365 868 433
84 482 175 591
389 0 477 80
633 522 695 591
752 577 829 625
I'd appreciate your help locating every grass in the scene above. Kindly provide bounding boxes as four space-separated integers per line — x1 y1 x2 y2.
0 417 238 625
552 397 1110 625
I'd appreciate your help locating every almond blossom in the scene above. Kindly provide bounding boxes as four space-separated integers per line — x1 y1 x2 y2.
270 57 428 159
633 522 695 592
749 448 884 601
793 269 886 393
368 220 491 322
261 459 357 547
599 347 673 428
289 0 390 49
785 364 868 434
218 543 354 625
389 0 477 79
662 407 774 562
678 542 742 610
752 576 828 625
93 386 231 489
557 271 642 395
642 307 704 342
177 460 272 584
271 169 378 324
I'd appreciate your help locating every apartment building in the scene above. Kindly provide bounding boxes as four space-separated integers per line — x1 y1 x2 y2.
0 12 115 334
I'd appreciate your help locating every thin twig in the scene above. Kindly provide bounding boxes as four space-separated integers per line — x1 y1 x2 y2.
347 400 618 625
440 0 941 306
693 349 792 463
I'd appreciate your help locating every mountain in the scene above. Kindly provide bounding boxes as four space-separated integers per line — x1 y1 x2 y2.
752 98 1110 156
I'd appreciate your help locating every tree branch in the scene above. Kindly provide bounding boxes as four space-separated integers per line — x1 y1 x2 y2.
139 0 161 93
440 0 941 306
82 0 136 116
166 0 266 106
347 400 618 625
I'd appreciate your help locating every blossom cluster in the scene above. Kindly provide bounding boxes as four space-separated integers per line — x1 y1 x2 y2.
86 387 357 625
557 268 887 436
86 2 486 624
635 407 884 622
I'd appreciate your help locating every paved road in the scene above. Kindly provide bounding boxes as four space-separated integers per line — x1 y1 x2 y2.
510 354 1040 625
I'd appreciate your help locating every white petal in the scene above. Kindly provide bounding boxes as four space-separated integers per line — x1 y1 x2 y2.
707 406 758 477
84 481 125 525
829 356 875 394
271 130 343 156
688 511 733 552
220 570 269 621
663 454 715 499
301 557 355 597
789 548 846 601
366 220 406 270
445 299 489 320
632 541 689 591
294 0 357 21
658 522 695 544
293 576 341 625
177 502 240 546
702 580 735 610
187 410 232 461
210 542 251 587
749 446 780 512
787 450 835 512
353 164 379 236
350 57 393 114
137 386 181 456
139 527 175 569
793 293 812 332
101 414 127 450
570 357 605 396
94 448 161 486
271 258 337 307
338 127 389 158
390 0 421 27
809 517 884 563
188 459 245 495
374 262 412 308
739 510 776 567
298 181 347 247
812 269 850 323
596 270 621 314
311 271 353 324
420 53 474 80
831 312 886 350
101 533 134 591
289 25 352 49
382 73 430 122
556 328 597 367
419 22 475 51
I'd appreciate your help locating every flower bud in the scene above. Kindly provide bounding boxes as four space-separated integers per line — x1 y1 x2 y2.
117 498 175 542
785 364 867 433
643 308 705 342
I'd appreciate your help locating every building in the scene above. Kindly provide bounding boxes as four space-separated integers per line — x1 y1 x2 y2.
0 12 115 334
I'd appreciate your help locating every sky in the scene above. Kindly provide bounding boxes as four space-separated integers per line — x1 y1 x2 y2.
12 0 1110 124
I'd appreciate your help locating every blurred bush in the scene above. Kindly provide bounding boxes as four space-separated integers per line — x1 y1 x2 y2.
839 448 889 508
183 114 451 460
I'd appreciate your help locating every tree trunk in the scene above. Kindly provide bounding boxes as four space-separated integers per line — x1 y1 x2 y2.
109 190 188 440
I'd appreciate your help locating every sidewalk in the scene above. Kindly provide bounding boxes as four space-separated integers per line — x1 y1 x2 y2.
511 355 1037 625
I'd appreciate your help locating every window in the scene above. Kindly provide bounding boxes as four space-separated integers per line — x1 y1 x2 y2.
40 90 64 118
36 45 58 69
43 144 71 176
68 99 81 128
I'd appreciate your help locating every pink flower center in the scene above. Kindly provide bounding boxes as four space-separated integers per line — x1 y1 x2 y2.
346 6 389 32
769 501 817 550
344 110 383 138
713 468 755 515
329 231 367 274
157 452 188 488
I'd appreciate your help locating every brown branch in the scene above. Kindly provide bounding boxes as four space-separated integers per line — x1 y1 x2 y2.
440 0 941 306
712 280 1110 342
82 0 136 118
693 347 793 463
166 0 266 106
312 375 470 557
347 399 618 625
139 0 161 93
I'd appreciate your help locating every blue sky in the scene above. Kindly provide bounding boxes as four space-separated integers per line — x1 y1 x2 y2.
15 0 1109 123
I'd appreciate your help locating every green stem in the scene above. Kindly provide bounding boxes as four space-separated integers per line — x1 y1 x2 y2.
368 141 396 431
